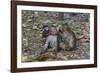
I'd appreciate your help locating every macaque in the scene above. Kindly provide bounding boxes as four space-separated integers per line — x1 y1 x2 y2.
42 25 49 38
63 24 76 50
42 23 76 54
44 26 58 52
57 24 76 51
42 25 50 44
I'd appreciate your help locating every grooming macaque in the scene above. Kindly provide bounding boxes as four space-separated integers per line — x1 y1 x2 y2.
62 24 76 50
42 23 76 54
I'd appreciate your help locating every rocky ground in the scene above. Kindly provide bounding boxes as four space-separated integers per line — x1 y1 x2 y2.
21 10 90 62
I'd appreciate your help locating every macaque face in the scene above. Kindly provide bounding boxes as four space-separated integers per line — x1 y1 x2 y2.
44 27 49 31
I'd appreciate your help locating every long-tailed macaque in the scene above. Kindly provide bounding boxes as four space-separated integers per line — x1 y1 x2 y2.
44 26 58 52
57 24 76 51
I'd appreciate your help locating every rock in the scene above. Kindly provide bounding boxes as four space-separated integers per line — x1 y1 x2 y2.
23 52 28 56
33 26 38 30
77 35 84 39
23 38 28 46
22 22 28 27
27 19 33 22
36 52 56 61
34 11 38 16
22 55 33 62
53 23 57 26
57 53 67 60
44 20 52 24
80 38 89 43
22 56 28 62
82 42 89 46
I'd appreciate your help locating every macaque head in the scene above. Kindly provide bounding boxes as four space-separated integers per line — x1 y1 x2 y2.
43 25 49 31
57 25 63 32
45 27 49 31
50 26 57 35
